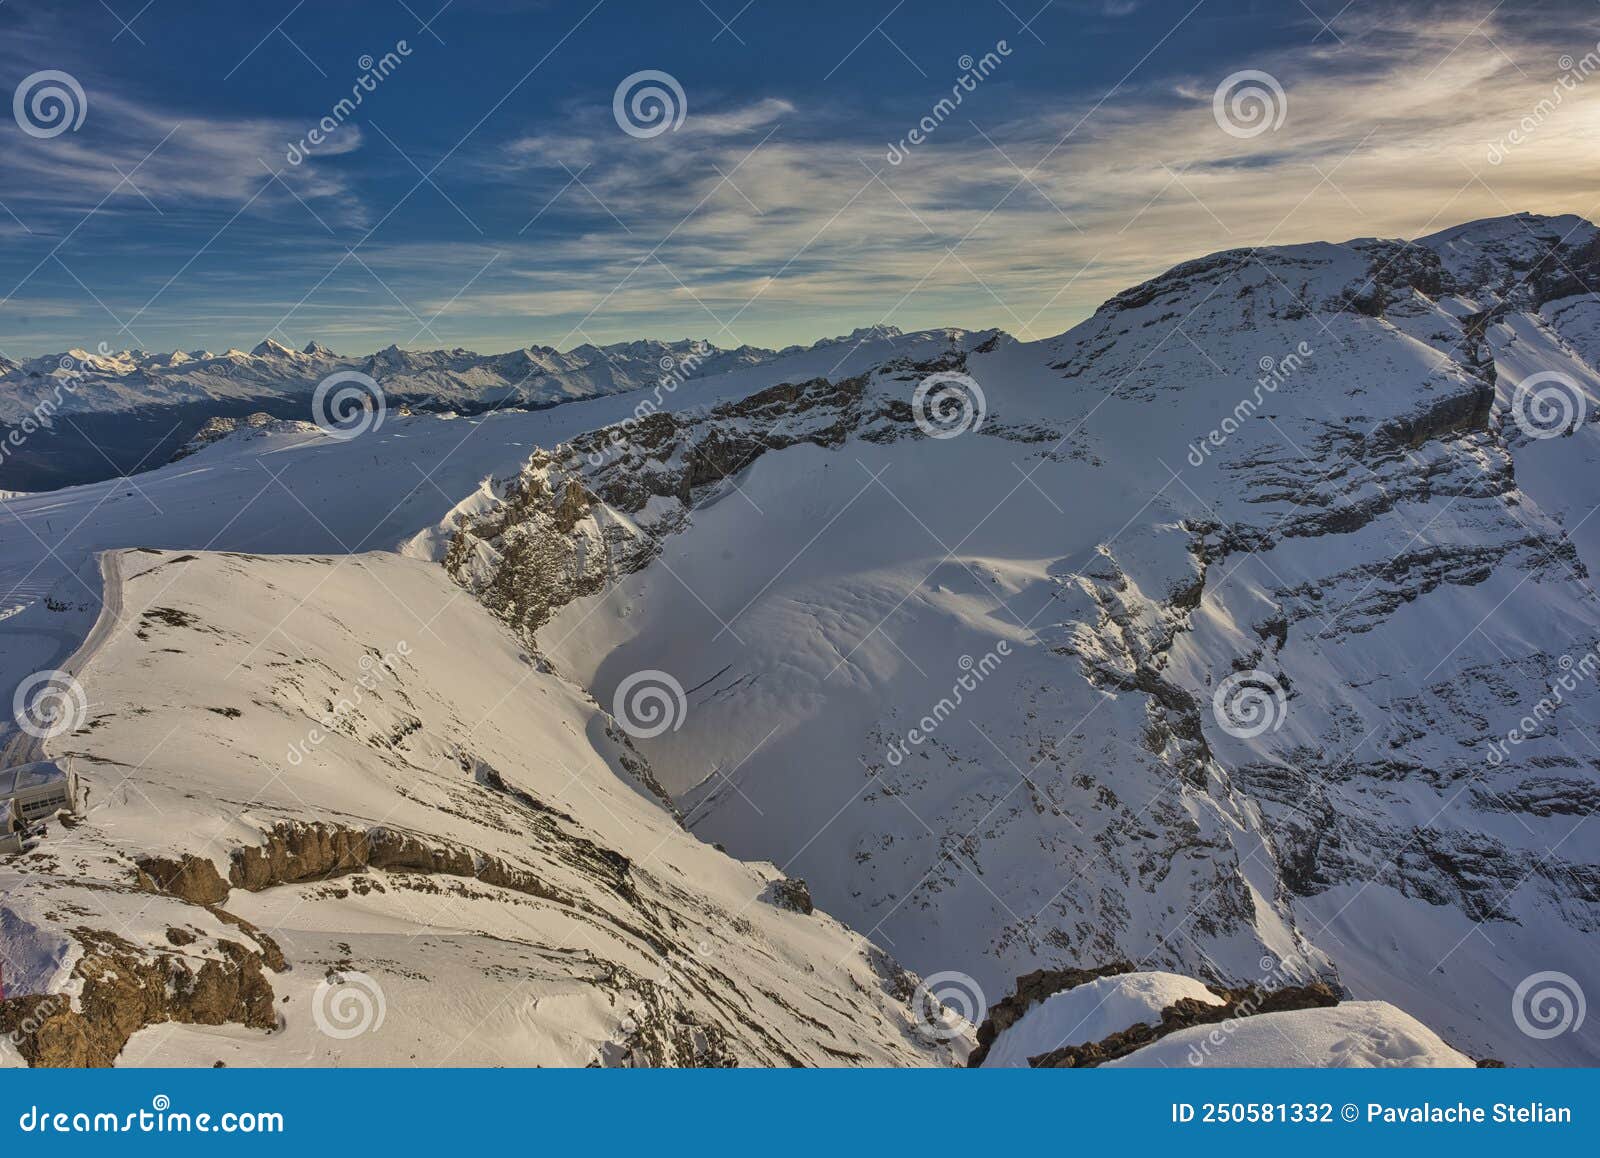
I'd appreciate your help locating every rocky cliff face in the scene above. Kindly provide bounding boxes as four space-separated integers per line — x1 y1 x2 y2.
441 215 1600 1065
444 344 1024 645
5 216 1595 1068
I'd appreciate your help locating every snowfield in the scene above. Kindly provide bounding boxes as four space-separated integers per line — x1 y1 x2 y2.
1107 1002 1474 1069
2 548 959 1067
981 972 1225 1067
2 214 1598 1067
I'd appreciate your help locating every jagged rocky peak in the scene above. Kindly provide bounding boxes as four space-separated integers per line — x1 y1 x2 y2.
249 337 300 359
428 214 1600 1067
168 412 317 462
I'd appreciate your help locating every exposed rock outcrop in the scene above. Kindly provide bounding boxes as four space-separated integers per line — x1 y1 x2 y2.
1025 982 1341 1068
0 924 284 1068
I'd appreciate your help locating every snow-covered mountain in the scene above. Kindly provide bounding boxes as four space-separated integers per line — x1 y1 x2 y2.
0 331 895 491
972 968 1476 1068
2 214 1597 1067
438 212 1600 1066
0 334 792 424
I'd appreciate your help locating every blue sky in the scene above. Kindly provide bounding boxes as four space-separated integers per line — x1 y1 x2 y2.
0 0 1596 356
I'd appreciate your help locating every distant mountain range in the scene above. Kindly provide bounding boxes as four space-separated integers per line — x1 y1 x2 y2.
0 326 907 490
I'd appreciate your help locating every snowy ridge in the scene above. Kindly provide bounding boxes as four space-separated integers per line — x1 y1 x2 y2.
0 328 932 492
0 548 959 1067
975 969 1473 1069
453 213 1600 1065
0 329 919 427
2 217 1598 1066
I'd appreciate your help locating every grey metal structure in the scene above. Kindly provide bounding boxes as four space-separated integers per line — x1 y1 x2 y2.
0 760 78 825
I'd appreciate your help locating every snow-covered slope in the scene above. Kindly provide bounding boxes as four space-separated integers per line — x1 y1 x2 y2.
1108 1003 1474 1069
0 548 958 1067
974 968 1473 1068
3 214 1598 1068
981 972 1225 1067
0 327 993 733
445 213 1600 1066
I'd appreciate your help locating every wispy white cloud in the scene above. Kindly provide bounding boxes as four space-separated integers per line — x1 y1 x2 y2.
2 89 365 211
353 8 1597 353
0 10 367 228
6 4 1599 356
